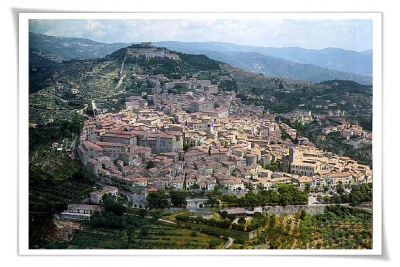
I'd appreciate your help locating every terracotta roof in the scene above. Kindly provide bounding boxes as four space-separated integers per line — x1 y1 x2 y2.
102 133 133 139
165 130 183 136
330 172 352 178
82 141 103 151
147 187 158 192
96 141 126 147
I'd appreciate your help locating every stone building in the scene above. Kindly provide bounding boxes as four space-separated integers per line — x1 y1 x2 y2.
190 100 214 113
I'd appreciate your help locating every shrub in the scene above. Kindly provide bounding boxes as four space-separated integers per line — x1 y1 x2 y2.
191 231 198 237
235 237 245 245
208 238 223 249
238 217 246 224
176 214 190 222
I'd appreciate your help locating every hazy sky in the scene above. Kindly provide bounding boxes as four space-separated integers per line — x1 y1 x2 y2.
29 19 373 52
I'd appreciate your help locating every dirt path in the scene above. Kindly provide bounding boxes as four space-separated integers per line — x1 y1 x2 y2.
158 218 176 225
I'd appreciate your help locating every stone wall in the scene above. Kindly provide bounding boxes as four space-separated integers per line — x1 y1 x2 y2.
264 205 325 216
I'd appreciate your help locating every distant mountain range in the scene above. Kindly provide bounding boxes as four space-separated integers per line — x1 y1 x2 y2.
179 50 371 85
29 32 131 64
153 41 372 85
153 41 372 75
29 32 372 85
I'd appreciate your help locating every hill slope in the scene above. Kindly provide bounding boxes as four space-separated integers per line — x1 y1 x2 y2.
29 32 130 62
198 50 371 85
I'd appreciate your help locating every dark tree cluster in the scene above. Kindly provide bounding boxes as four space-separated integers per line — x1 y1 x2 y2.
146 191 169 209
177 53 221 70
103 195 127 216
218 184 308 207
176 215 232 230
323 183 372 206
90 211 127 229
218 79 238 92
169 191 187 207
90 210 147 230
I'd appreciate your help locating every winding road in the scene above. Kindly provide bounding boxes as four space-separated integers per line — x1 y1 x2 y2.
222 237 234 249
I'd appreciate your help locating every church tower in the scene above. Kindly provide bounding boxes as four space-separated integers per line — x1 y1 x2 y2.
289 147 302 163
206 122 217 139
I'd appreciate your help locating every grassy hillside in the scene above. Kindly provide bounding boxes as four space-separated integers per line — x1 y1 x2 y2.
224 64 372 115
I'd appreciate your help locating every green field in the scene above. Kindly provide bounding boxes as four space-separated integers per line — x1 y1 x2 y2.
48 219 225 249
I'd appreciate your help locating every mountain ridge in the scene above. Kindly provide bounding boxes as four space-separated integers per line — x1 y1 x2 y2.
29 32 372 85
153 41 372 76
29 32 131 62
182 50 371 85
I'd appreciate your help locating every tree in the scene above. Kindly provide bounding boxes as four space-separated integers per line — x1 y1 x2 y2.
205 197 219 208
220 211 228 219
235 237 245 245
90 211 126 229
300 209 307 220
183 143 194 152
189 184 200 190
138 208 148 218
175 214 189 222
238 217 246 224
70 168 96 184
234 223 245 231
264 164 279 171
146 160 155 169
337 184 345 194
227 214 236 221
208 238 223 249
103 195 126 216
139 225 150 237
305 183 311 193
146 191 169 209
170 190 187 207
191 231 198 237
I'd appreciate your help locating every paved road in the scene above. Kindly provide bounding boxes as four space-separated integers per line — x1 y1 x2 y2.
308 195 318 205
222 237 234 249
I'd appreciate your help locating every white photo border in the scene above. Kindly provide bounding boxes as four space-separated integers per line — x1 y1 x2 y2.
19 12 383 256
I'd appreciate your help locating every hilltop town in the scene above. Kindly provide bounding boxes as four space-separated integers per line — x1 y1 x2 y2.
74 44 372 207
